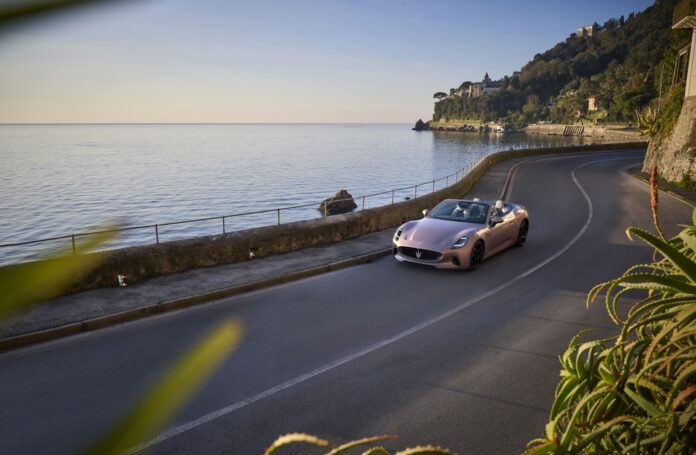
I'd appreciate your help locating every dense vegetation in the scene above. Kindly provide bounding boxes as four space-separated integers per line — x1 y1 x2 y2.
433 0 691 127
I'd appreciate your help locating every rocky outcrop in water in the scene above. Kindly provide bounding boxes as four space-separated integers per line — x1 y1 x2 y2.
319 190 358 215
412 119 430 131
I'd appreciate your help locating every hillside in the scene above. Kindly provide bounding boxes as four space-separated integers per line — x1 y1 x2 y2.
432 0 691 127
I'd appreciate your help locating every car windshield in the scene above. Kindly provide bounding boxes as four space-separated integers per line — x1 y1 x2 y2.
428 201 490 224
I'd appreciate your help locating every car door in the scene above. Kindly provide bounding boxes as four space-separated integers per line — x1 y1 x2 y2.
488 206 516 252
500 204 519 245
485 207 507 253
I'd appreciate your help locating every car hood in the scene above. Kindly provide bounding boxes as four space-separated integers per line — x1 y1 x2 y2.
402 217 480 247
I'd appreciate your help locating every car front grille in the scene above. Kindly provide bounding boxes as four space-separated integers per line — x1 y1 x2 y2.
398 247 442 262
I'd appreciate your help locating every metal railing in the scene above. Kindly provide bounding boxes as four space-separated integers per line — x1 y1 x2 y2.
0 141 595 260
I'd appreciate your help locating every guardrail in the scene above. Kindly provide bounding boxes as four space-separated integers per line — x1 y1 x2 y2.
0 141 609 261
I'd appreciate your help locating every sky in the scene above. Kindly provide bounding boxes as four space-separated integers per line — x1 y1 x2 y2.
0 0 655 123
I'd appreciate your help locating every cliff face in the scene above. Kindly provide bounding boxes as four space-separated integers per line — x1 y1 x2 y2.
643 96 696 186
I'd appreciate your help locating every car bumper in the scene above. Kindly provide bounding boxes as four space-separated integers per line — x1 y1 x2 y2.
392 242 472 269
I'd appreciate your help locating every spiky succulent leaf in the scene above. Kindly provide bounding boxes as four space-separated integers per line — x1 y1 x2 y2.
531 201 696 453
263 433 330 455
327 435 397 455
362 447 391 455
393 446 455 455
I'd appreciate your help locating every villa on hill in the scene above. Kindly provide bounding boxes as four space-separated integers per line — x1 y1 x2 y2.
468 73 502 98
576 23 600 37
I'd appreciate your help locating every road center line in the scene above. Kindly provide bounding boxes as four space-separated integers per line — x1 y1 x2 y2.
128 155 637 454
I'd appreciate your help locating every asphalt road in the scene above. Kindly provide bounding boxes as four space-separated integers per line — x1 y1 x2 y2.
0 150 692 454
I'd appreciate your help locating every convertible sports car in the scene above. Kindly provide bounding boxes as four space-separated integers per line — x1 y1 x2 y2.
392 198 529 270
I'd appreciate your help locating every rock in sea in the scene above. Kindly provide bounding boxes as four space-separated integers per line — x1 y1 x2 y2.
412 119 429 131
319 190 358 215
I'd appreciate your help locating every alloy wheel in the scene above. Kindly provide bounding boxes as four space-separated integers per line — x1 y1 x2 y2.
516 220 529 246
470 241 484 270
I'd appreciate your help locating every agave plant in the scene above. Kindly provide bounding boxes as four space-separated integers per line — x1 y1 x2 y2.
524 178 696 453
264 433 455 455
636 106 658 137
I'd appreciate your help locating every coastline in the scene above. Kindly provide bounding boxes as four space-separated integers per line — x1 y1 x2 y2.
417 120 642 142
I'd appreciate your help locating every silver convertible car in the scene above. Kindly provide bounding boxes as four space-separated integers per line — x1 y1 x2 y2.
392 199 529 270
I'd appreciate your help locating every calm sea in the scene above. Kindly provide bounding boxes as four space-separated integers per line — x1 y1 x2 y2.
0 123 595 263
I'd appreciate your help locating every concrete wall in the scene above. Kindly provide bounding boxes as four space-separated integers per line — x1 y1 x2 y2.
2 142 647 296
428 122 641 141
523 124 569 136
643 95 696 183
524 124 641 141
429 120 483 130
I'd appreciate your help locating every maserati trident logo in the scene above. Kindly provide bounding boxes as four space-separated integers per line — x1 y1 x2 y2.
415 249 422 259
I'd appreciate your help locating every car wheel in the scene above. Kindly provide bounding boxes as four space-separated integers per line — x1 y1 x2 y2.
469 240 485 270
516 219 529 246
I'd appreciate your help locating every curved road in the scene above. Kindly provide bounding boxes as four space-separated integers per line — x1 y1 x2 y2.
0 150 692 454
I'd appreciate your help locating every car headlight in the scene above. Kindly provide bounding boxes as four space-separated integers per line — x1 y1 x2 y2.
394 226 404 242
451 236 469 248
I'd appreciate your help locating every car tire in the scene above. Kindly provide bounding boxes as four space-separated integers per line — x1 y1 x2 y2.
516 219 529 246
469 240 485 270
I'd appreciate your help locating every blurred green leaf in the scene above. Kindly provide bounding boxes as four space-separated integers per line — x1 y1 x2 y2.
85 320 243 455
0 229 115 321
0 0 122 25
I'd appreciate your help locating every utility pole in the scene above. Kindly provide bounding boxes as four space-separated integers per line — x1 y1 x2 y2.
658 64 664 113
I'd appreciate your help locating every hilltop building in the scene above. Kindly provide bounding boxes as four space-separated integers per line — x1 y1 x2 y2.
576 24 599 37
468 73 502 98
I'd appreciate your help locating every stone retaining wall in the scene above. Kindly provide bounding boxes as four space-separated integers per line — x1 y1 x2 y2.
643 96 696 184
2 142 647 296
425 122 641 141
523 124 641 141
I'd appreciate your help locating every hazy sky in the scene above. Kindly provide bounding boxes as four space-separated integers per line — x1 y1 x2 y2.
0 0 654 123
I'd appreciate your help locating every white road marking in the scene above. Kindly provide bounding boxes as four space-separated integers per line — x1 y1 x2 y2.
127 155 637 454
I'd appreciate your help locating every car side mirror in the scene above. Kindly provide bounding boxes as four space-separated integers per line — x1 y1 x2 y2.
489 214 503 227
422 209 429 217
